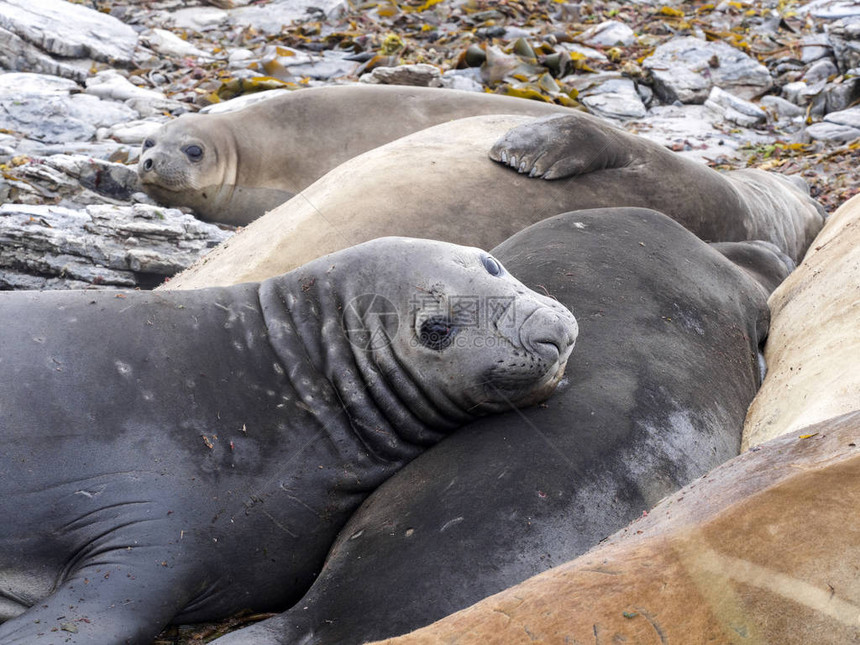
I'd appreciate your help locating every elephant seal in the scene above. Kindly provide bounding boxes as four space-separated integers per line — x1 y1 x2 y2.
376 411 860 645
744 192 860 450
209 208 784 645
489 114 825 263
163 113 823 291
137 85 573 225
0 238 577 644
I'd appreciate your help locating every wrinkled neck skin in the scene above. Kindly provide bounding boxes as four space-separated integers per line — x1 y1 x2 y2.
257 273 465 478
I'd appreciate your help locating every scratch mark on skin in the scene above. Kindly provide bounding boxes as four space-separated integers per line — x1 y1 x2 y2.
633 607 667 644
259 509 297 539
440 517 464 533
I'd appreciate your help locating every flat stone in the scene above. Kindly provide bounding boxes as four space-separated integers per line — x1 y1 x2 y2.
0 0 138 66
228 0 347 35
85 70 165 102
643 36 773 103
576 20 637 47
169 7 229 31
0 25 89 82
360 64 442 87
200 89 292 115
806 120 860 141
559 42 608 61
104 120 166 145
145 28 213 59
802 57 840 83
288 53 360 80
824 104 860 127
827 16 860 71
760 95 806 118
704 86 767 127
800 0 860 19
570 75 647 119
438 69 484 92
0 203 230 289
801 34 833 62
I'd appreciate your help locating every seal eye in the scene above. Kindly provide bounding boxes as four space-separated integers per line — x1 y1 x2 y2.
483 255 503 276
184 145 204 162
419 316 456 351
142 138 154 150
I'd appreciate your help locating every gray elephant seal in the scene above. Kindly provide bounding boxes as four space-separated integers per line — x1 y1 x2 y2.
138 85 573 225
209 207 783 645
0 238 576 644
163 113 824 291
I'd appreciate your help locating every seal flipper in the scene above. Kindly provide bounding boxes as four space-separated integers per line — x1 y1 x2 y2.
489 114 635 179
0 558 195 645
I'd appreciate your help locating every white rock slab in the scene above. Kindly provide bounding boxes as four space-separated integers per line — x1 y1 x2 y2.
0 0 138 65
643 36 773 103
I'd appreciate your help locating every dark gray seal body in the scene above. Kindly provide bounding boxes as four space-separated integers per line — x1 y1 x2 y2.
211 208 790 645
0 238 577 644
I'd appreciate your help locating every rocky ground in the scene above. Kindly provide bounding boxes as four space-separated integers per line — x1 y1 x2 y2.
0 0 858 641
1 0 859 291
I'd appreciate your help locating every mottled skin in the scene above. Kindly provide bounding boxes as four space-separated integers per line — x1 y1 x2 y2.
164 113 823 291
377 412 860 645
211 208 789 645
0 238 577 645
137 85 574 225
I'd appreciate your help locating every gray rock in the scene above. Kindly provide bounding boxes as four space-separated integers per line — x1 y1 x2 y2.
228 0 347 35
0 203 231 290
782 79 820 105
0 73 142 145
828 16 860 72
760 95 806 118
360 64 443 87
0 25 90 82
0 0 138 66
559 42 608 61
643 36 773 103
169 7 229 31
438 69 484 92
288 52 360 80
628 104 771 163
104 120 167 145
802 57 840 83
806 120 860 141
570 75 647 119
144 28 213 59
810 76 860 114
576 20 637 47
200 89 293 115
704 86 766 127
800 0 860 19
86 70 166 102
801 34 833 62
824 104 860 127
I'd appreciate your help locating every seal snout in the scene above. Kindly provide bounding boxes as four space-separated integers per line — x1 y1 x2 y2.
520 306 578 366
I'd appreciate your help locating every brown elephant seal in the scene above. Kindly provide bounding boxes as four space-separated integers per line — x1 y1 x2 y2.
489 113 825 263
373 410 860 645
0 237 576 644
137 85 574 225
161 113 824 291
744 192 860 450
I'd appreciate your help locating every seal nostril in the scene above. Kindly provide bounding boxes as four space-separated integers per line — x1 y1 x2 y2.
143 158 153 172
